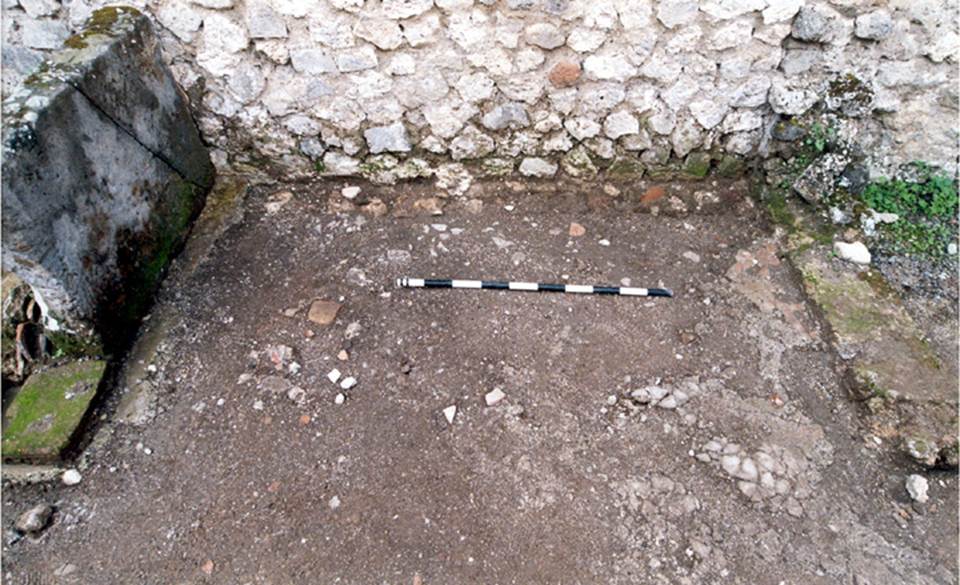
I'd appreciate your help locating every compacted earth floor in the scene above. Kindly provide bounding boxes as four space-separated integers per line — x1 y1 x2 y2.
3 178 957 584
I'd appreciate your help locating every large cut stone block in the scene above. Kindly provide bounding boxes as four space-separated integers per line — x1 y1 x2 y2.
1 7 214 351
2 360 106 462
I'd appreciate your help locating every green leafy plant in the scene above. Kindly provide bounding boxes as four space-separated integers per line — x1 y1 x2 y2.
861 169 959 258
805 122 837 154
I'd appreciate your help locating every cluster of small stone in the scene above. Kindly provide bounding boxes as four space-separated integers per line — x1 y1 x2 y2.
695 437 815 517
2 0 957 183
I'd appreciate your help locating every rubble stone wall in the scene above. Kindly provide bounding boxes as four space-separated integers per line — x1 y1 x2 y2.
3 0 958 186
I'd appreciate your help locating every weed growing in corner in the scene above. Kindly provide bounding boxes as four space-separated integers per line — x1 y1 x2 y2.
861 166 959 258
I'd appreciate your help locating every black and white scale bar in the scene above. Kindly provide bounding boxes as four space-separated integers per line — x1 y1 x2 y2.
396 278 673 298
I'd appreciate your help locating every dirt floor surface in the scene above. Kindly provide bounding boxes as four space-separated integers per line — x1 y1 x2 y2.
3 178 958 584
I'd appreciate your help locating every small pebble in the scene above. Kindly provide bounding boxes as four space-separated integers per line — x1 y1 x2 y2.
443 405 457 424
906 474 929 503
329 495 341 509
61 469 82 486
327 369 342 384
834 241 871 265
340 376 357 390
337 350 349 361
334 393 345 405
485 388 506 406
598 239 611 246
342 186 361 199
253 399 264 411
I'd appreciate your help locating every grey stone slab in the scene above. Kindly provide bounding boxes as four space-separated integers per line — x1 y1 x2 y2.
1 7 213 348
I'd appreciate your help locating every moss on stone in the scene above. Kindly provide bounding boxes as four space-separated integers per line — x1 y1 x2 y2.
63 6 142 50
561 147 598 179
106 179 203 346
802 264 888 337
46 329 103 358
480 157 514 176
716 155 745 178
645 162 680 181
765 191 797 229
606 156 645 178
681 152 711 179
2 360 105 461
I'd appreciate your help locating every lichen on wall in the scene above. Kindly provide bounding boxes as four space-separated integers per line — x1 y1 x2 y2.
3 0 958 186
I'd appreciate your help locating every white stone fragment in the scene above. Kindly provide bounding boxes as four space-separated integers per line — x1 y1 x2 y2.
563 117 601 141
720 455 740 476
327 369 342 384
246 2 287 39
700 0 765 20
340 376 357 389
689 99 729 130
906 474 929 503
157 3 203 42
342 186 361 199
18 0 57 17
289 48 336 75
583 52 637 81
443 405 457 424
854 10 893 41
768 82 818 116
524 23 565 49
519 157 558 178
334 393 345 405
382 0 434 19
190 0 233 8
567 28 606 53
603 110 639 139
762 0 803 24
364 122 411 154
657 0 699 29
336 46 378 72
485 388 506 406
329 495 341 509
198 14 249 76
386 54 417 76
354 19 404 50
711 20 753 51
62 469 82 486
833 241 871 265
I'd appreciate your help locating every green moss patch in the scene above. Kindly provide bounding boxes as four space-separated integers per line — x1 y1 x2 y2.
795 251 948 403
63 6 142 50
3 360 105 461
716 155 744 178
681 152 711 179
606 156 645 178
